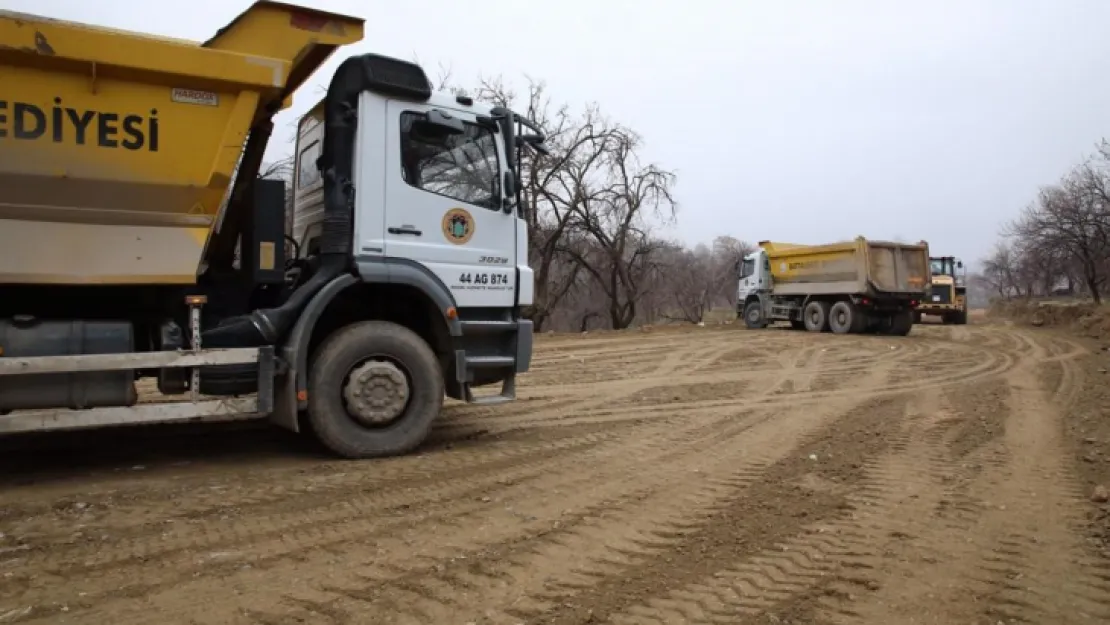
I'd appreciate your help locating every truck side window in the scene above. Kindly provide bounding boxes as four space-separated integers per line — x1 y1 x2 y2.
297 140 321 190
399 111 500 210
740 258 756 278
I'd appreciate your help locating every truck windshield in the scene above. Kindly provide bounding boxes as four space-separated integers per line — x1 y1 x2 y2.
930 259 953 276
740 258 756 279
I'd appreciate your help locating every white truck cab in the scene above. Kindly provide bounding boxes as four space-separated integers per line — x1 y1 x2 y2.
736 249 772 306
293 90 533 311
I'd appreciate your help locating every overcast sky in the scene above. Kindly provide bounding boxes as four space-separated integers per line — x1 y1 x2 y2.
10 0 1110 267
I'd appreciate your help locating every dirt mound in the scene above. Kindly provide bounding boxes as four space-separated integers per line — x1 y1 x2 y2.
989 298 1110 341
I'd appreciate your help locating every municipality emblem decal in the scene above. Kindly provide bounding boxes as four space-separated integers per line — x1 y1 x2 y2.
441 208 475 244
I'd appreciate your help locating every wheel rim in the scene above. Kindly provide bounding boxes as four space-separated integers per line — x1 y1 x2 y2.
748 308 759 323
342 359 411 427
834 310 846 326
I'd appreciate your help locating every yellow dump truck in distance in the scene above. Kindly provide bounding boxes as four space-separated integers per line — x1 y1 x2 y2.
737 237 929 335
0 3 548 459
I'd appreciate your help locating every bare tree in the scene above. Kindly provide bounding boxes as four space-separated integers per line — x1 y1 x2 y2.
1008 174 1109 303
657 243 715 323
467 77 628 331
981 137 1110 307
711 235 756 309
564 128 678 329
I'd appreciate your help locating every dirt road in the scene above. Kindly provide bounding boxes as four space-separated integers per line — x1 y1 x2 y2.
1 320 1108 625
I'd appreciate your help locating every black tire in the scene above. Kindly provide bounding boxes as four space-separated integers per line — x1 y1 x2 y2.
789 319 806 330
955 308 968 325
743 301 767 329
828 300 863 335
306 320 444 459
913 311 922 324
868 314 889 334
802 300 830 333
888 309 913 336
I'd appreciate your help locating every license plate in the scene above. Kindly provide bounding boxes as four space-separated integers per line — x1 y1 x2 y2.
931 295 940 301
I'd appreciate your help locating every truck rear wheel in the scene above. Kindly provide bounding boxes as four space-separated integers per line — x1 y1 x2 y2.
955 308 968 325
828 301 863 334
802 301 830 332
306 320 444 459
743 301 767 329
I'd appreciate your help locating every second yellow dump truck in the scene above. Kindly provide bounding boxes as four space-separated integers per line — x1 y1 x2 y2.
737 237 930 335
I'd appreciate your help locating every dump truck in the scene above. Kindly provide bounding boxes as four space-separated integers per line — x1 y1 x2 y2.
0 2 547 458
915 256 968 325
737 237 929 335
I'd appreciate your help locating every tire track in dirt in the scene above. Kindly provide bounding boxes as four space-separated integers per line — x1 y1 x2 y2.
963 334 1110 624
513 344 1012 433
814 330 1110 625
0 427 612 605
594 391 955 624
3 405 767 624
3 322 1087 625
0 337 730 545
0 410 724 601
430 335 1012 460
10 321 910 625
520 392 917 625
0 420 623 549
446 340 737 433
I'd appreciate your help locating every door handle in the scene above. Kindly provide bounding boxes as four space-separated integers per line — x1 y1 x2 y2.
388 227 423 236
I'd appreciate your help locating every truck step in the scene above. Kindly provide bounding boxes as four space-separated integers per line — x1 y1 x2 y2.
465 355 515 368
459 320 518 334
465 394 515 406
463 374 517 405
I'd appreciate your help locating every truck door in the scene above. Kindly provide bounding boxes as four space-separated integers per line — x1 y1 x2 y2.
737 255 758 302
384 102 517 308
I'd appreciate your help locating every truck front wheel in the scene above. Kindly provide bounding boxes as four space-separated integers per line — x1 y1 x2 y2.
743 301 767 329
306 320 444 459
802 301 830 332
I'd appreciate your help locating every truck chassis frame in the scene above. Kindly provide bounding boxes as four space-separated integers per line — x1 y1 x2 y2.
0 347 278 434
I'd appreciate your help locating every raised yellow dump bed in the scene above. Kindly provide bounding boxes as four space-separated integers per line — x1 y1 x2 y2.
0 2 364 284
760 237 929 296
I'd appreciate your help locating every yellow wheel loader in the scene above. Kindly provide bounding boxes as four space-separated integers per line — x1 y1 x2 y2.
916 256 967 325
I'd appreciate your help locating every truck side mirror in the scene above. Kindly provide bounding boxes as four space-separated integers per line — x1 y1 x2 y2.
501 171 516 214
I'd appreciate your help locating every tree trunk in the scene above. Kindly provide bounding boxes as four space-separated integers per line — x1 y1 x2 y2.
1085 275 1102 304
532 310 548 333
